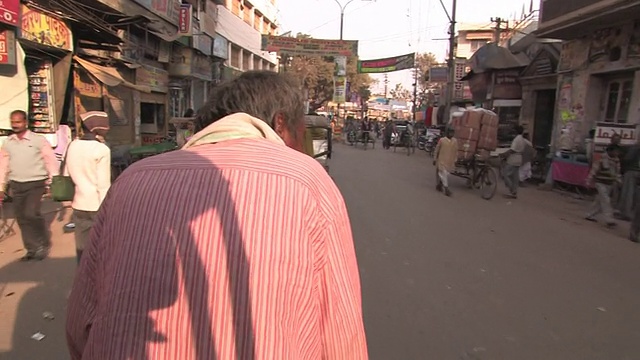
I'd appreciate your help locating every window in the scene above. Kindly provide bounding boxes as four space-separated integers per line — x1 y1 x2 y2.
470 40 488 53
231 0 241 16
254 11 262 32
242 2 252 24
230 44 241 68
603 78 634 123
140 103 166 134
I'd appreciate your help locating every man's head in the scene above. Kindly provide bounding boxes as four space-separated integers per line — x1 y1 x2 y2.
611 133 621 146
10 110 28 135
515 125 525 135
445 127 455 139
80 111 110 138
196 71 305 151
606 144 620 157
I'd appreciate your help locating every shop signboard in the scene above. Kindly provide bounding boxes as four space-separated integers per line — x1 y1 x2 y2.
178 3 192 36
261 35 358 57
213 34 229 59
594 123 636 146
0 0 19 26
132 0 180 26
20 5 72 51
136 65 169 93
74 69 101 98
0 28 16 65
357 53 415 74
492 69 522 99
429 67 448 83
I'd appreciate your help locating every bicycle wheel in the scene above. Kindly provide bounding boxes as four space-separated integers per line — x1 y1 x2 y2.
479 166 498 200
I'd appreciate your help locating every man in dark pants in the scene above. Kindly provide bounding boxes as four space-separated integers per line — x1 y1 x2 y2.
0 110 58 261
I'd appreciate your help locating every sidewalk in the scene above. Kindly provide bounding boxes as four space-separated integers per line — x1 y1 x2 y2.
0 201 76 360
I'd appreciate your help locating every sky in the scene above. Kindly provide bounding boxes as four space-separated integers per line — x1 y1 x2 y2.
275 0 538 94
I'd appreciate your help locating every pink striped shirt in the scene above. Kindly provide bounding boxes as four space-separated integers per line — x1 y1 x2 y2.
66 138 368 359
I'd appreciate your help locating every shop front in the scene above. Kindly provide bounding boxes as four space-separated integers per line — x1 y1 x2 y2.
136 65 169 145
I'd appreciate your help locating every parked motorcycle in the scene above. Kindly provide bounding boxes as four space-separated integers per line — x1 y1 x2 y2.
424 134 441 156
417 134 428 151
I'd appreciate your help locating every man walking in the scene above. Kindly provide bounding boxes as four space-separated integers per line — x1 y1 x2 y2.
434 128 458 196
586 145 622 228
0 110 58 260
66 71 368 359
501 125 526 199
65 111 111 263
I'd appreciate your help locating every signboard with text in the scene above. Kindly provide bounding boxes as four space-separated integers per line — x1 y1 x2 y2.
0 0 19 26
20 5 72 51
358 53 415 74
0 28 16 65
429 67 448 83
333 77 346 103
178 3 192 36
594 123 636 146
132 0 180 26
136 65 169 93
261 35 358 56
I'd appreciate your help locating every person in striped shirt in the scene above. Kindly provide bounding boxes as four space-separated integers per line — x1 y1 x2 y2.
66 71 368 360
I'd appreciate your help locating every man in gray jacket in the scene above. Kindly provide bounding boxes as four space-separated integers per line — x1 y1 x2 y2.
0 110 58 260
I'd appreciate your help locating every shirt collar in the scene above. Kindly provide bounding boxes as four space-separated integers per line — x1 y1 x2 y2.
9 130 33 141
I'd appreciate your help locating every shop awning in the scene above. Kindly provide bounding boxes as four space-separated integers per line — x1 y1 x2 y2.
74 56 151 93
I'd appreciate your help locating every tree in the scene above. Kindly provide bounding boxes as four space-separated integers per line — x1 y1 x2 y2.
414 52 441 109
285 34 374 112
389 83 412 101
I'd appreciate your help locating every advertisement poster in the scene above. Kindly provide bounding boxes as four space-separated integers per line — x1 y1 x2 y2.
594 123 636 146
333 76 346 103
261 35 358 56
178 3 192 36
334 56 347 77
0 0 19 26
358 53 415 74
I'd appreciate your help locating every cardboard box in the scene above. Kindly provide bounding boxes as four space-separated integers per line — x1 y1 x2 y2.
455 126 480 141
478 124 498 151
480 110 499 127
459 110 482 130
457 139 477 160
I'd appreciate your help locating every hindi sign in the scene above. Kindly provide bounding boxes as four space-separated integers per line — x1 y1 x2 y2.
357 53 415 74
0 0 19 26
20 5 72 51
261 35 358 57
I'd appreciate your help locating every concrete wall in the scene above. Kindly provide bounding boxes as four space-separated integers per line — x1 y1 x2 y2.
551 20 640 150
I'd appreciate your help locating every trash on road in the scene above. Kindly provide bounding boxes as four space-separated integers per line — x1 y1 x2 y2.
42 312 55 320
596 307 607 312
31 332 46 341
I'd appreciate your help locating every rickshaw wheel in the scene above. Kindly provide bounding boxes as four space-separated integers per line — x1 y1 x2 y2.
480 167 498 200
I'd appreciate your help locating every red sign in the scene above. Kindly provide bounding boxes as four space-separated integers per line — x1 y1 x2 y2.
0 29 16 65
178 4 192 36
0 0 19 26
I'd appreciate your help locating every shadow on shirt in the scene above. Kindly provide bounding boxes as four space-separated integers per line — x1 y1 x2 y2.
66 148 256 359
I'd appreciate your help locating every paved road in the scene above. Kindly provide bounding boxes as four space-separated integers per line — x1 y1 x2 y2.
0 144 639 360
330 142 640 360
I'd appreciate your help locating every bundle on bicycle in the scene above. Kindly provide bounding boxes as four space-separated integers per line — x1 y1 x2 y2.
449 109 500 200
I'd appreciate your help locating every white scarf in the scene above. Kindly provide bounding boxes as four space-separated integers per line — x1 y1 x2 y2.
183 113 284 149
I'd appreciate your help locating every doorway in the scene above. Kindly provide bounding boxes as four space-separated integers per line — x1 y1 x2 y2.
533 89 556 148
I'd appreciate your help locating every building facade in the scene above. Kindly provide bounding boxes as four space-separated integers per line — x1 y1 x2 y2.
217 0 278 79
538 0 640 151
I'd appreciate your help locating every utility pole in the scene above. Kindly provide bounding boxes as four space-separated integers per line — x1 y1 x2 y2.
412 67 418 122
442 0 457 125
491 17 506 44
384 73 389 99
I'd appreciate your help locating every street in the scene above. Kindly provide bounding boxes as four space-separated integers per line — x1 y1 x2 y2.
1 143 640 359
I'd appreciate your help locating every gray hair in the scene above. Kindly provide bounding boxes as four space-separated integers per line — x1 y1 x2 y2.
196 71 305 134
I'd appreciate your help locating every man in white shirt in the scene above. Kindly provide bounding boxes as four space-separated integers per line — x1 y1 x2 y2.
501 125 526 199
65 111 111 263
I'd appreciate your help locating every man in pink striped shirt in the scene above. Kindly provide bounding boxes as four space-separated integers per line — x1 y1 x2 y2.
66 71 368 359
